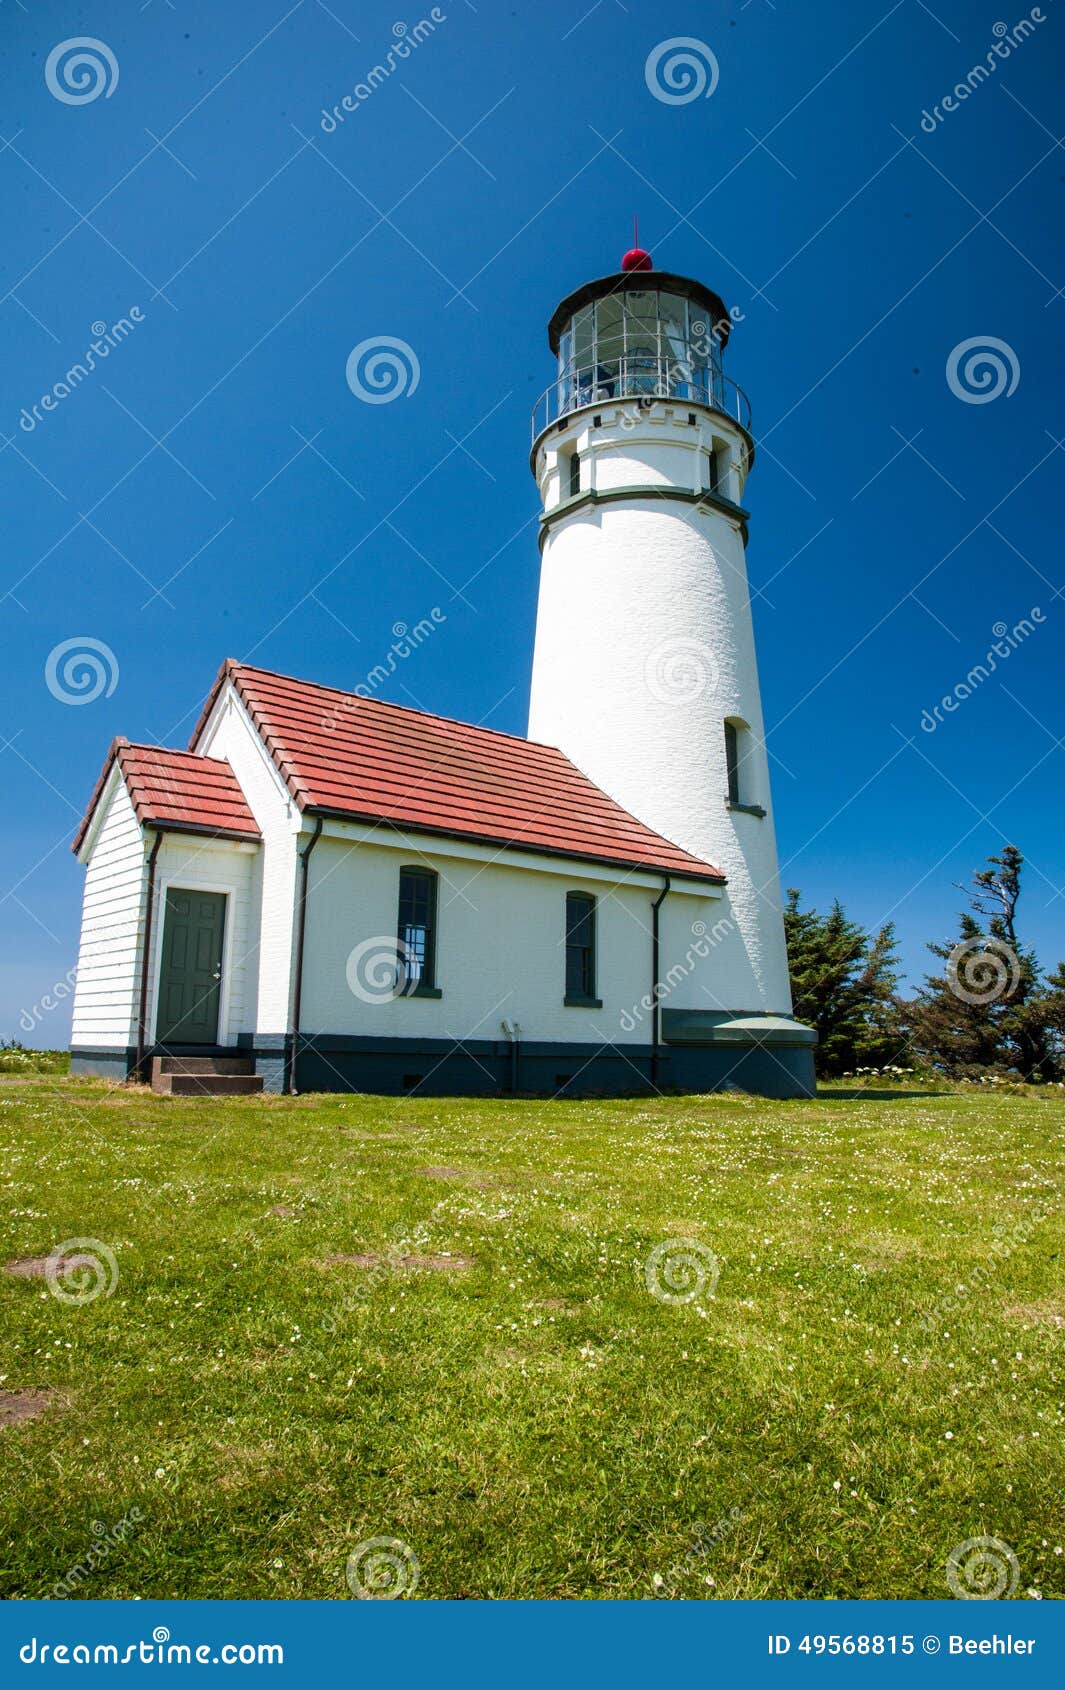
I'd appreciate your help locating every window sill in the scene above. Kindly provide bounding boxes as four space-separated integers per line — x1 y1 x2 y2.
726 801 767 818
564 995 603 1009
403 985 442 999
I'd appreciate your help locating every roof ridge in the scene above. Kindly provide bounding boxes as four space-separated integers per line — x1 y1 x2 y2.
119 741 234 765
228 660 565 756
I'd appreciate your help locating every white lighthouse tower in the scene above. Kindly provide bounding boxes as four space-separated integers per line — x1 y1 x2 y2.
528 241 794 1018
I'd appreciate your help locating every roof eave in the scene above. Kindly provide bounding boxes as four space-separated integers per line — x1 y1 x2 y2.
186 657 241 754
71 735 130 856
136 819 262 845
302 804 725 885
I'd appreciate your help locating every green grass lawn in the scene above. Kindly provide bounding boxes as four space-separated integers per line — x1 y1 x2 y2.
1 1074 1062 1600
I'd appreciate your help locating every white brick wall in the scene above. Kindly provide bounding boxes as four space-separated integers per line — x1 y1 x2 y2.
195 688 300 1036
529 405 792 1015
299 831 717 1045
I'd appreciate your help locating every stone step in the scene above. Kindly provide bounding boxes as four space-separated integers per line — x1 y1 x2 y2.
155 1073 264 1097
154 1055 254 1076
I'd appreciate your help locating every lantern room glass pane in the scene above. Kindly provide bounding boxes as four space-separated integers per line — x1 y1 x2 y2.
622 291 660 393
595 295 624 389
552 285 730 420
656 293 687 396
572 306 593 367
556 328 573 413
566 306 595 406
622 291 659 355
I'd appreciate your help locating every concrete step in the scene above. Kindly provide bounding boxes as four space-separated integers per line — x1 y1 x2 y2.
155 1073 264 1097
154 1055 254 1077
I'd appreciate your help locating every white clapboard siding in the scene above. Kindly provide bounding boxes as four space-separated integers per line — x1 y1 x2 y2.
70 776 147 1049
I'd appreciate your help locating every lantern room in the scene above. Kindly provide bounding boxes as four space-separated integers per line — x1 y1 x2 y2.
533 259 751 444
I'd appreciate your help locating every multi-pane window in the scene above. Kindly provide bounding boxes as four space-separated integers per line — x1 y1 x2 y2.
565 892 597 1003
559 292 722 411
397 867 437 993
569 452 581 496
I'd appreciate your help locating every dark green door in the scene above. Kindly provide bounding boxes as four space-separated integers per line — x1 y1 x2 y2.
156 889 227 1046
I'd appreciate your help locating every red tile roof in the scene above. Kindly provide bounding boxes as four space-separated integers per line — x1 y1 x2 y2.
189 660 724 882
72 738 261 854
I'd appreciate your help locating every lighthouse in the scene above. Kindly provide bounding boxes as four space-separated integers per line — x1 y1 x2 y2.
528 242 794 1018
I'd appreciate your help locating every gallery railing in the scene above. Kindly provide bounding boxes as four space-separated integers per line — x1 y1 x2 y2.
532 358 752 444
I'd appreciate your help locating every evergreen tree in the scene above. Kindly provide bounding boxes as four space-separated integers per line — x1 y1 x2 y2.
784 890 902 1075
907 911 1004 1077
1040 961 1065 1070
970 846 1054 1080
908 846 1061 1080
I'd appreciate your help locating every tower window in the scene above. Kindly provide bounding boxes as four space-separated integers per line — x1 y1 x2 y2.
569 452 581 496
564 892 600 1005
723 720 765 815
706 447 723 496
724 720 741 804
397 866 440 995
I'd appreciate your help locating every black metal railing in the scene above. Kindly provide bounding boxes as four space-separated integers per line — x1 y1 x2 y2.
532 358 752 443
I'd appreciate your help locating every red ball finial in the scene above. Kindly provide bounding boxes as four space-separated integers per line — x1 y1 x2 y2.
621 214 653 272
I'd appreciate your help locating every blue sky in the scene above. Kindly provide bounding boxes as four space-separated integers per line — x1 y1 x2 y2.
2 0 1063 1043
